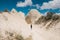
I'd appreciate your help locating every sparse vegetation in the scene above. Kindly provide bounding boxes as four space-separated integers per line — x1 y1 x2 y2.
0 31 24 40
35 12 60 29
52 14 59 21
4 9 9 12
45 12 54 20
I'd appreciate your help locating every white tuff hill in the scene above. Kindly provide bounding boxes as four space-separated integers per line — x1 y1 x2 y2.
25 9 42 24
0 9 60 40
0 9 31 40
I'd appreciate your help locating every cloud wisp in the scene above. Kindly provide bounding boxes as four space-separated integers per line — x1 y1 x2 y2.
41 0 60 10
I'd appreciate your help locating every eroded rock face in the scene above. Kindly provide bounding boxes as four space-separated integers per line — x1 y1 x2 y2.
32 12 60 40
0 9 60 40
25 11 60 40
0 9 31 40
35 12 60 29
32 23 60 40
25 9 42 24
25 16 32 24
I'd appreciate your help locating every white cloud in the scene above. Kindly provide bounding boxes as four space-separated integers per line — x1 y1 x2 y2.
41 0 60 10
16 0 32 7
32 4 40 9
35 4 40 9
16 0 41 9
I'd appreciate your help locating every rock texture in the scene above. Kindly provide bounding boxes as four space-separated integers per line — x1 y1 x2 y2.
0 9 31 40
25 9 42 24
0 9 60 40
32 12 60 40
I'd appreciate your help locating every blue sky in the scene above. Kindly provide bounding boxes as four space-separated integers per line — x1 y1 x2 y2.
0 0 60 14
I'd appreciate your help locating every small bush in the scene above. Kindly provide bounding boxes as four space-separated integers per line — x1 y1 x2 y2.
52 15 59 21
4 9 9 12
0 31 24 40
45 12 55 20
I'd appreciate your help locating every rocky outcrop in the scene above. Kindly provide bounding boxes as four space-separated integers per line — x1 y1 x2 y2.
0 9 31 40
25 9 42 24
0 9 60 40
35 12 60 29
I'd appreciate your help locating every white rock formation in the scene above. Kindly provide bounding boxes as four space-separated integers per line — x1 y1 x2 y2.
32 13 60 40
32 22 60 40
11 8 17 13
0 11 31 39
18 11 25 19
26 9 42 24
0 9 60 40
